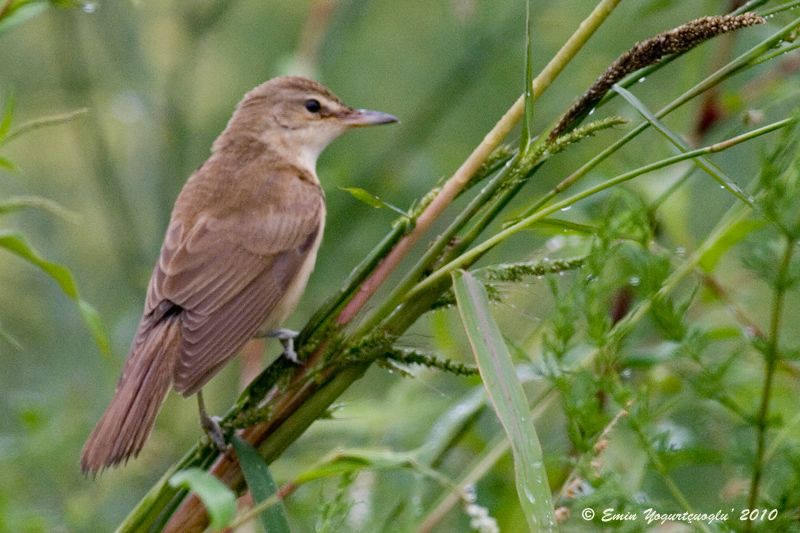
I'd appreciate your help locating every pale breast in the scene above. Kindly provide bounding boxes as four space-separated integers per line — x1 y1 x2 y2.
263 203 326 329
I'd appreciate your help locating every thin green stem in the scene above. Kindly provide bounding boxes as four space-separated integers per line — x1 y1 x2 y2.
2 108 88 145
407 119 793 300
627 415 710 533
746 234 795 525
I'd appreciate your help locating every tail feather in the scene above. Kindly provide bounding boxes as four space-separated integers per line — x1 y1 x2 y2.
81 316 181 474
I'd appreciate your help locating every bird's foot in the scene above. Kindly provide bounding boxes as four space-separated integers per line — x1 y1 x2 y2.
264 328 300 364
201 413 229 452
197 391 229 452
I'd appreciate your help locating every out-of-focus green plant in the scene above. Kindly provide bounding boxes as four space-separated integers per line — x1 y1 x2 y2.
6 0 800 531
0 97 108 353
114 2 800 532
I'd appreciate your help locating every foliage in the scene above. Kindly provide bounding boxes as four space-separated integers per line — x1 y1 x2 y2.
3 1 800 532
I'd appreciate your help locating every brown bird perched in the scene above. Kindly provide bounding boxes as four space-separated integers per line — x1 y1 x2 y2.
81 76 397 474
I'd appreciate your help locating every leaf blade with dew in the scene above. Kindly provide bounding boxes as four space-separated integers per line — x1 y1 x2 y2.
231 435 290 533
453 270 555 531
339 186 408 217
612 84 769 223
168 468 237 532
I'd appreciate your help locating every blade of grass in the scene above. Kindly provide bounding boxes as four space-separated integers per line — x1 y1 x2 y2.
231 435 290 533
611 84 772 225
453 270 554 531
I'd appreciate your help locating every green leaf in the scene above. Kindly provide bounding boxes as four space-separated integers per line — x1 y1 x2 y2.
339 186 408 217
169 468 237 532
78 300 111 355
0 93 14 141
699 217 764 271
0 231 78 298
0 156 16 171
0 231 110 354
453 270 555 531
231 435 289 533
296 448 417 485
0 1 49 36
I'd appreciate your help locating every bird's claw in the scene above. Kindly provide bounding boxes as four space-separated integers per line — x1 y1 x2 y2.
265 328 301 364
200 413 229 452
197 391 229 452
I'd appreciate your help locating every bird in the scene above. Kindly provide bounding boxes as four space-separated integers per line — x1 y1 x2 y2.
81 76 398 474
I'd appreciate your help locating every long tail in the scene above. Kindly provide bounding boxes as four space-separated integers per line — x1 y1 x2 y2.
81 315 181 474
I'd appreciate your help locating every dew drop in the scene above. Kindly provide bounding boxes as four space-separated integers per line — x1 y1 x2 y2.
629 276 641 287
523 486 537 504
560 205 572 212
588 108 596 116
81 2 98 13
638 77 646 83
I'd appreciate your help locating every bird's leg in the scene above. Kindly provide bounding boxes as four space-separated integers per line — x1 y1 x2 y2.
197 390 228 451
255 328 300 364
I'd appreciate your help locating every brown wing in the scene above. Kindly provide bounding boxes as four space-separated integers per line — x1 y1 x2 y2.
144 165 323 396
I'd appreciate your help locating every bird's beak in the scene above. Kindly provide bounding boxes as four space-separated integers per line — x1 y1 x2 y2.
339 108 399 128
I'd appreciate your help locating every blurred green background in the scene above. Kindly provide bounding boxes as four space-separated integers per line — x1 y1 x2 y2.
2 0 798 531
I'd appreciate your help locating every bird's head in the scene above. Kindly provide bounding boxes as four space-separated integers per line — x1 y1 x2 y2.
217 76 398 171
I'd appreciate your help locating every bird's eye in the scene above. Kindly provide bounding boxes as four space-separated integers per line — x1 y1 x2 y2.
304 99 322 113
